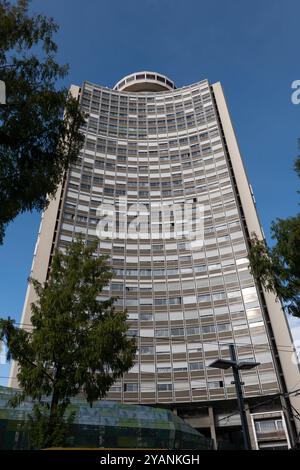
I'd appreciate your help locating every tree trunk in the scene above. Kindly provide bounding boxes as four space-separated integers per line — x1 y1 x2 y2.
47 364 62 446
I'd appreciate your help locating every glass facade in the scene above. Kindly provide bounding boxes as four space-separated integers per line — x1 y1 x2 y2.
0 386 213 450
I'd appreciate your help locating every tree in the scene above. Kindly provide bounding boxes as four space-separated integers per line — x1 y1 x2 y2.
248 153 300 318
0 0 85 244
0 239 137 448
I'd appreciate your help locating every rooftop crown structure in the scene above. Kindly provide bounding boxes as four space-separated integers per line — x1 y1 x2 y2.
10 72 300 450
114 71 176 92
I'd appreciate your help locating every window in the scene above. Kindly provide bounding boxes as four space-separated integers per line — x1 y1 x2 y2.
140 313 153 321
217 323 231 332
189 362 203 371
127 329 138 337
186 326 200 336
183 296 197 305
64 212 74 221
124 383 138 392
140 346 154 355
180 255 192 262
208 380 223 389
76 215 87 223
198 294 211 303
178 242 189 250
171 328 184 336
212 292 226 301
111 283 124 291
242 286 258 303
194 265 206 273
157 383 172 391
156 345 171 354
208 263 221 271
173 365 188 372
110 385 122 392
255 419 284 434
104 187 114 194
157 367 172 373
156 328 169 337
202 324 216 334
155 297 181 306
169 297 182 305
153 244 163 251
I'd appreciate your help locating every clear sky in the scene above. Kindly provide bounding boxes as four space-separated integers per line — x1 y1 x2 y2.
1 0 300 385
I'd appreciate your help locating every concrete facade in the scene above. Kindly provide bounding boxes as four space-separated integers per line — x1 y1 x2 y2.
9 73 300 448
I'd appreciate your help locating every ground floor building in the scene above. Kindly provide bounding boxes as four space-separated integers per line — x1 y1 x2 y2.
0 386 293 450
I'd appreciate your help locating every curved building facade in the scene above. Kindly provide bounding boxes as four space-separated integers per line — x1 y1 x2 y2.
10 72 300 448
0 386 213 450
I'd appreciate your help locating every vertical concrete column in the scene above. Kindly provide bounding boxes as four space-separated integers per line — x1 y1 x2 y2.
208 406 217 450
245 404 257 450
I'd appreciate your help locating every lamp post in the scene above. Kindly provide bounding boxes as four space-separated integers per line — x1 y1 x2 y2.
209 343 260 450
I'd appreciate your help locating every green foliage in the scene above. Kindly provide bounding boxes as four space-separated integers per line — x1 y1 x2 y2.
249 155 300 317
0 0 85 243
25 403 75 450
0 238 137 448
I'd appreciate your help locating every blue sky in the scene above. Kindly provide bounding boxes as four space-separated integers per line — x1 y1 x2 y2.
1 0 300 385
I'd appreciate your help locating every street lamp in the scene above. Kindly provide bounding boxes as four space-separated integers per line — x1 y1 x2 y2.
209 343 260 450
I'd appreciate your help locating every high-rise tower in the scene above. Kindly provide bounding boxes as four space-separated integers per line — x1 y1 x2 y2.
10 72 300 449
